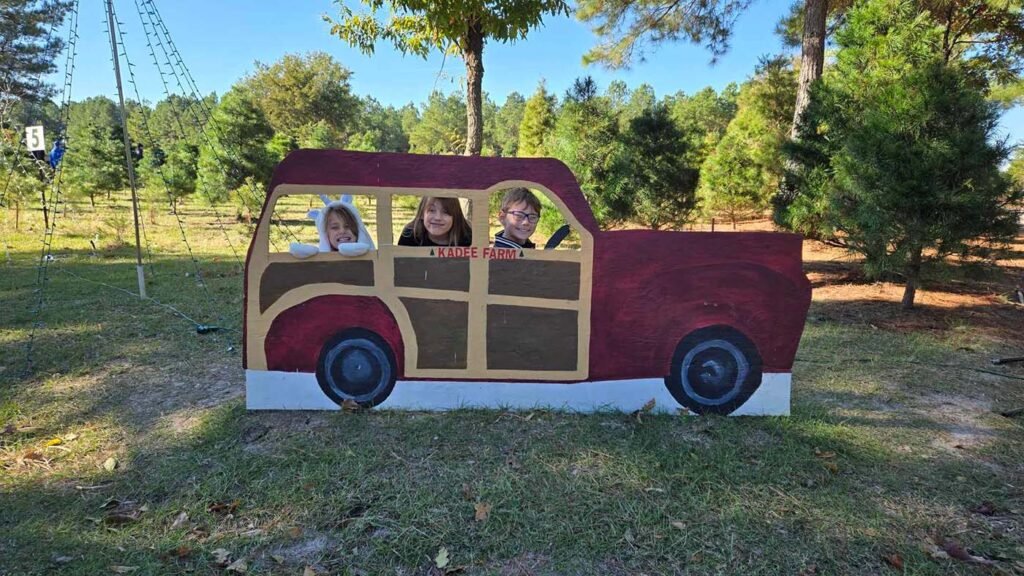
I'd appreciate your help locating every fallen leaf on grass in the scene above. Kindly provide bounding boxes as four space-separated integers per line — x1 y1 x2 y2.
170 511 189 529
65 433 78 441
51 554 74 564
240 425 269 444
474 502 491 522
341 399 362 412
882 553 903 570
813 448 836 459
225 558 247 573
169 546 192 559
632 398 656 422
45 437 63 446
109 566 138 574
103 457 118 471
207 500 239 515
288 526 303 538
670 521 686 530
928 536 997 566
211 548 231 567
103 511 141 526
970 501 997 516
823 461 839 474
435 547 450 569
16 450 47 467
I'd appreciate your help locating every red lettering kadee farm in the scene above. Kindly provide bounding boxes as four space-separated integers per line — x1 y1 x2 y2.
434 246 519 260
244 150 812 415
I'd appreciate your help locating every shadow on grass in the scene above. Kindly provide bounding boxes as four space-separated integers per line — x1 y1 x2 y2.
3 397 1022 575
808 298 1024 344
3 308 1023 574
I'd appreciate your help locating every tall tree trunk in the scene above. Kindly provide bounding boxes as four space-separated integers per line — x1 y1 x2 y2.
901 245 923 309
790 0 828 138
463 21 484 156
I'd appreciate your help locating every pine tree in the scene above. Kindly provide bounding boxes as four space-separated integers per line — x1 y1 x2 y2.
784 0 1023 308
518 81 556 157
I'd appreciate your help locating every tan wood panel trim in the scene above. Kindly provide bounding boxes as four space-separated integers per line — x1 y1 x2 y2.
266 252 376 264
467 196 491 372
486 294 580 310
404 368 586 380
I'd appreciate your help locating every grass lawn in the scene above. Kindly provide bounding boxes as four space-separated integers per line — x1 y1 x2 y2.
2 196 1023 575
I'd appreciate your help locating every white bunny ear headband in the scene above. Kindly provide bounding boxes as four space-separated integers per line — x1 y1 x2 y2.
289 194 375 259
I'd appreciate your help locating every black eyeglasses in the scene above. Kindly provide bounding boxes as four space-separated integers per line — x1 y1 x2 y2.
504 209 539 224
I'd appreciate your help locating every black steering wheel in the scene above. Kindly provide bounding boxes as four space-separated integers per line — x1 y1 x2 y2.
545 225 571 250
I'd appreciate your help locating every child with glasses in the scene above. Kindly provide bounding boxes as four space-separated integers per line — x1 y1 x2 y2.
494 187 541 250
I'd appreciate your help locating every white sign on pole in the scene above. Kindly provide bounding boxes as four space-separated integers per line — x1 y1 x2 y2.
25 125 45 152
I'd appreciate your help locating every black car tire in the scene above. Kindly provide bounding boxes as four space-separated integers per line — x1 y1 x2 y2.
316 328 397 408
665 326 763 415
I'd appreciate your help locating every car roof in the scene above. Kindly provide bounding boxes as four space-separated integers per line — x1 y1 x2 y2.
268 149 599 234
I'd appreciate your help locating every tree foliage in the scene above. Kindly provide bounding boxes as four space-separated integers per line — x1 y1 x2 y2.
347 97 410 152
616 103 699 229
0 0 71 120
489 92 525 157
667 85 739 169
577 0 753 68
518 81 557 157
242 52 359 147
549 76 628 221
63 97 127 206
407 91 466 154
326 0 569 155
699 57 796 224
196 87 275 218
783 0 1023 308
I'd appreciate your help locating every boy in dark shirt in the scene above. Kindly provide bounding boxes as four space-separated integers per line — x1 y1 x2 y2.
494 187 540 250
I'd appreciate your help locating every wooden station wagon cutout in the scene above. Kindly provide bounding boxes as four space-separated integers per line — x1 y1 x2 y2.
244 150 812 415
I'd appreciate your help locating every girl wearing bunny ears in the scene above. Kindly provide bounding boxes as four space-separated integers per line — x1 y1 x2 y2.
289 194 375 258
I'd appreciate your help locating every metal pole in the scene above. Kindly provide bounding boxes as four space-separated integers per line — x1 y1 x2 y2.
106 0 146 298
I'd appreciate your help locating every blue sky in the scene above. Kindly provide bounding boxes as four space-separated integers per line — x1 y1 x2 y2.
58 0 1023 144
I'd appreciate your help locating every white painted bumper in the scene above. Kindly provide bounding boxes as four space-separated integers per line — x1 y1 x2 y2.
245 371 791 416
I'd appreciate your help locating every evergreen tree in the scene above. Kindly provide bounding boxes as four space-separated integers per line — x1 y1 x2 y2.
518 81 556 157
196 87 275 220
784 0 1023 308
493 92 526 157
668 84 739 170
63 97 127 207
699 58 796 225
616 103 699 229
549 76 628 223
408 91 466 154
0 0 71 121
346 97 409 152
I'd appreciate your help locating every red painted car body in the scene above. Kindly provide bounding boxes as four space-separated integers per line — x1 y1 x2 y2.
245 150 810 387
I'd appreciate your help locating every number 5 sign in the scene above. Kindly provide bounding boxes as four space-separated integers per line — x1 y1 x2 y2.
25 125 45 152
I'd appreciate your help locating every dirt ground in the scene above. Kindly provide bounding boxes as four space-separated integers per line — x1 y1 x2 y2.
696 220 1024 343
